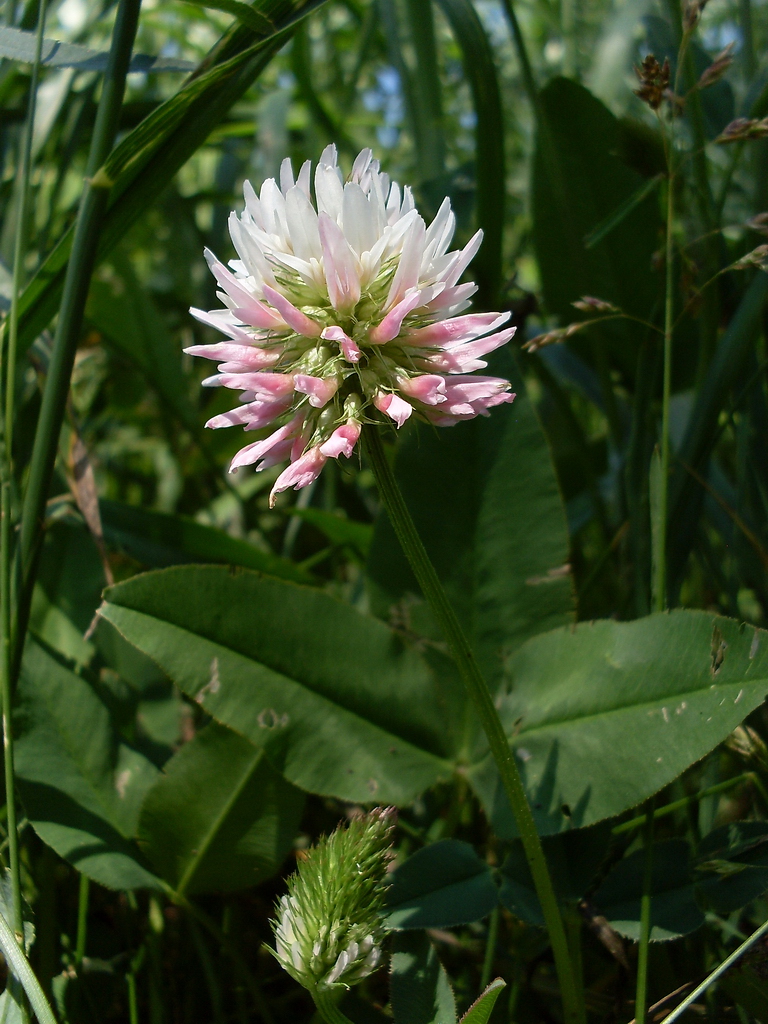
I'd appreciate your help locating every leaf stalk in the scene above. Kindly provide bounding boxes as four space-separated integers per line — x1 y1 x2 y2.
363 425 586 1024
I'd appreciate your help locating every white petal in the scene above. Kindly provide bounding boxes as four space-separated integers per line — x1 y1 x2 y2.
315 161 344 222
386 215 426 309
279 157 295 194
350 148 373 183
242 180 264 229
297 159 312 196
319 142 338 168
442 229 483 286
286 185 322 262
342 182 378 255
260 177 289 241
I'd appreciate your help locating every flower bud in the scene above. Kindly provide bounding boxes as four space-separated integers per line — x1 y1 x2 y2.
271 808 395 994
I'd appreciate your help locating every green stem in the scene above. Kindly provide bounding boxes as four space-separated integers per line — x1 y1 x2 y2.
635 802 655 1024
613 772 761 834
126 972 138 1024
0 4 46 1005
0 907 58 1024
313 990 355 1024
363 426 585 1024
0 482 21 945
14 0 141 673
74 874 89 970
661 917 768 1024
480 907 500 991
656 157 675 613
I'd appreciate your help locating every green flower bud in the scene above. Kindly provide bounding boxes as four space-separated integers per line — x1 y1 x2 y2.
271 808 395 994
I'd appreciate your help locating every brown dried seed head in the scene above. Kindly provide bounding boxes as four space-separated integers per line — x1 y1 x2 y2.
572 296 619 313
745 213 768 236
697 43 735 89
733 245 768 271
716 117 768 143
634 54 671 110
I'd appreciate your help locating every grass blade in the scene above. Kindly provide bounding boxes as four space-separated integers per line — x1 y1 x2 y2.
435 0 505 307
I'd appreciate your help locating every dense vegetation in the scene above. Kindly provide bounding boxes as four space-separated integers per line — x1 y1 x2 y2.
0 0 768 1020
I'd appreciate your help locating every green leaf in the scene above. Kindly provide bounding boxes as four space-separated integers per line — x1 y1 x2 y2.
470 612 768 836
669 272 768 592
138 721 303 895
390 931 457 1024
532 78 661 375
29 518 104 668
99 566 453 806
87 254 195 431
696 822 768 914
290 507 372 560
368 355 574 693
499 822 612 925
459 979 506 1024
0 872 35 955
386 840 499 930
182 0 278 32
15 640 162 890
583 173 663 250
100 498 314 584
592 839 704 941
0 25 195 70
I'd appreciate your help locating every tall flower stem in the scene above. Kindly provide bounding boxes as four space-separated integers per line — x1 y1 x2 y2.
313 991 355 1024
363 426 585 1024
0 0 47 981
634 801 655 1024
655 135 675 612
13 0 141 677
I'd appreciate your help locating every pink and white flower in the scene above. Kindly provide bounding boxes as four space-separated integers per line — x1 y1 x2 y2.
188 145 516 506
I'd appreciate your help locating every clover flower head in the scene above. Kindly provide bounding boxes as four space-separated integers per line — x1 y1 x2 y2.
270 808 395 994
188 145 516 506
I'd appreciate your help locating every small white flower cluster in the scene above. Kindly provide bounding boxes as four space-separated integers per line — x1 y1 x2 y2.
189 146 516 505
274 894 381 991
270 808 395 994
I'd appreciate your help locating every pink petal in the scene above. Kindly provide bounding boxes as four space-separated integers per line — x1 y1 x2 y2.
262 285 322 337
441 375 514 403
270 447 328 506
429 327 518 372
407 312 511 347
374 392 412 428
322 326 362 363
319 421 361 459
205 253 286 330
318 212 361 312
369 290 424 344
294 374 339 408
189 307 267 344
229 418 301 472
424 282 477 314
205 395 292 431
184 342 279 369
206 371 295 396
399 374 447 405
426 391 516 425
